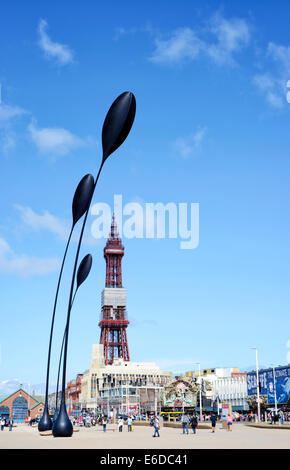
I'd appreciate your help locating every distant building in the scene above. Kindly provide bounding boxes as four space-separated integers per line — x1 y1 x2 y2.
211 376 248 411
66 373 83 408
186 367 249 411
162 376 198 412
79 344 172 414
0 389 44 422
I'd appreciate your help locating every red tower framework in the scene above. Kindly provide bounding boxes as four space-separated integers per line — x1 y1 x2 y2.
99 215 130 365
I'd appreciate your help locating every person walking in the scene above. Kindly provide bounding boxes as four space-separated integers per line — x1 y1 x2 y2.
118 417 123 432
210 413 217 433
1 418 5 431
102 416 107 432
190 414 198 434
226 414 232 431
152 415 160 437
181 413 189 434
9 418 13 431
127 416 132 432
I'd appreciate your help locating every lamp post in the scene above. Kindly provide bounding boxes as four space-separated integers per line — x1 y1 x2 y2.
193 362 202 422
271 364 278 416
251 347 261 422
181 390 185 415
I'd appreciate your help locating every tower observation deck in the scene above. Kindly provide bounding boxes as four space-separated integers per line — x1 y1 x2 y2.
99 214 130 365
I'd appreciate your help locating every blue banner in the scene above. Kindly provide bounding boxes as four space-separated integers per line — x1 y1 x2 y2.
246 366 290 404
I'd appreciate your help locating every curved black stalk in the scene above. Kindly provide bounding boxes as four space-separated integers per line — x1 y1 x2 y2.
52 162 104 437
38 226 74 432
55 290 77 415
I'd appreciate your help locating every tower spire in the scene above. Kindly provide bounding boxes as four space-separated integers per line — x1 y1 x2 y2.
104 214 124 288
110 212 119 239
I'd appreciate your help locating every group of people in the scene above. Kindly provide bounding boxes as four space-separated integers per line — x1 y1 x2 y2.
117 416 133 432
0 417 13 431
268 410 289 425
180 412 233 433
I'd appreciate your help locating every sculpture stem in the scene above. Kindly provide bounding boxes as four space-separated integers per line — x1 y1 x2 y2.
43 226 73 413
60 161 104 404
55 290 77 413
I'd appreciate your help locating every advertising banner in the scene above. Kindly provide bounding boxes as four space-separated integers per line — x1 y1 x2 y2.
246 366 290 404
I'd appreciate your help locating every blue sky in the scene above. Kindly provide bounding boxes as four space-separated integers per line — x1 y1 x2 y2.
1 0 290 395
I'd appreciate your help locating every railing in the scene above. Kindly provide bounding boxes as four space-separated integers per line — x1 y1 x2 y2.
99 309 128 323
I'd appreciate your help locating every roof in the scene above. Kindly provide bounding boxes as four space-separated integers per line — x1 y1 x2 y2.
0 389 41 406
29 402 45 411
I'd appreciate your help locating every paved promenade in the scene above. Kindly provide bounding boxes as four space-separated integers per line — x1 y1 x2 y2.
0 423 290 449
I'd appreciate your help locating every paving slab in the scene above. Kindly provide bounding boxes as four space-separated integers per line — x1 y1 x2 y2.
0 423 290 449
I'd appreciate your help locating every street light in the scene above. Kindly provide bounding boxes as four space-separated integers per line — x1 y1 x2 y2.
193 362 202 422
251 347 261 422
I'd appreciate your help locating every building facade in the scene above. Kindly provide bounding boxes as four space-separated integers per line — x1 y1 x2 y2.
66 373 83 408
0 389 44 422
186 367 249 411
79 344 172 414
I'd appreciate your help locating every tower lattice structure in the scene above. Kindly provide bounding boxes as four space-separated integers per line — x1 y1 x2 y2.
99 215 130 365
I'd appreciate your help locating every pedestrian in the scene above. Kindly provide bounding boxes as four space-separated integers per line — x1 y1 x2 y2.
190 414 198 434
210 413 217 433
152 415 160 437
127 415 132 432
226 414 232 431
102 416 107 432
118 417 123 432
1 418 5 431
181 413 189 434
9 418 13 431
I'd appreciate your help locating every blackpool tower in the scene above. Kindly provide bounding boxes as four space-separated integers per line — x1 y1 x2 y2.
99 214 130 365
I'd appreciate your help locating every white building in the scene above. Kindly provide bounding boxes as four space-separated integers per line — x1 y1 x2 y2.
186 367 249 411
79 344 172 414
211 376 249 411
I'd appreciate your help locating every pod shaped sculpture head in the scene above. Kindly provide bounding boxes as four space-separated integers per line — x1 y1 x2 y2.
76 253 93 290
102 91 136 161
72 174 95 226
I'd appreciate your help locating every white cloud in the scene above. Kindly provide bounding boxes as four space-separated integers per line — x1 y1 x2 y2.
207 14 250 66
149 14 250 66
38 19 74 65
15 205 70 241
0 103 27 154
253 74 284 109
267 42 290 73
14 204 98 246
0 236 60 277
253 42 290 108
173 126 207 158
0 103 26 122
150 28 202 64
28 120 85 156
